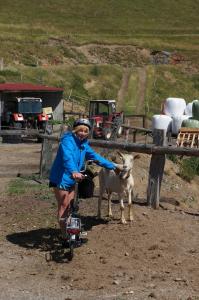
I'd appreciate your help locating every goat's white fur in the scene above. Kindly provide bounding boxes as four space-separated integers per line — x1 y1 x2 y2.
98 152 138 224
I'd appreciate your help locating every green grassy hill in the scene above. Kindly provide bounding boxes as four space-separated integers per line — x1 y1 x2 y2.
0 0 199 43
0 0 199 116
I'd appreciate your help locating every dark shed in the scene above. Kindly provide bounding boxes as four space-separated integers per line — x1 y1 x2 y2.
0 83 64 124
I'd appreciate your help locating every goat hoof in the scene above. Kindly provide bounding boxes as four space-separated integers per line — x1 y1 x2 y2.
120 219 127 224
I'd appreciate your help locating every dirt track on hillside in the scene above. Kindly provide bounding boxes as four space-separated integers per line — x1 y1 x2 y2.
0 143 199 300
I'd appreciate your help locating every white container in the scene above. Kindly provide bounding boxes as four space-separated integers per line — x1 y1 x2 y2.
152 114 172 133
171 115 189 135
163 97 186 117
185 102 193 117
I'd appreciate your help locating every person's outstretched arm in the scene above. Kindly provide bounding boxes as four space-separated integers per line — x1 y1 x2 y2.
85 144 116 170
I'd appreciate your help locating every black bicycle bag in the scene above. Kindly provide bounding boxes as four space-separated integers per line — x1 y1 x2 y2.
78 169 95 198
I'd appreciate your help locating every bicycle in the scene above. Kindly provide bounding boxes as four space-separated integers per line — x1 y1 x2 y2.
62 160 95 261
65 181 85 261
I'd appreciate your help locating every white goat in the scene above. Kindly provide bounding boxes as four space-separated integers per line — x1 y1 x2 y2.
98 152 139 224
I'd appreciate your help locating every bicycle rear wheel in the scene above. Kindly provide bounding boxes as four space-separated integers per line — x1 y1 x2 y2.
68 243 74 261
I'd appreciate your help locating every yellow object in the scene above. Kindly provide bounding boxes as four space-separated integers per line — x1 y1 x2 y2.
43 107 53 114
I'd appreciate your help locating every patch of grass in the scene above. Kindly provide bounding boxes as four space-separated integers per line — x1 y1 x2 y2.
21 55 38 67
167 154 178 164
192 74 199 90
90 65 101 77
0 1 199 39
0 75 5 83
0 0 198 65
124 71 139 114
0 68 21 82
144 65 199 118
179 157 199 182
0 63 122 103
71 74 88 98
7 177 54 202
7 178 28 196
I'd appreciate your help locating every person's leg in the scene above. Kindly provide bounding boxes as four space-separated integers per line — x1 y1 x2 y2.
53 187 75 237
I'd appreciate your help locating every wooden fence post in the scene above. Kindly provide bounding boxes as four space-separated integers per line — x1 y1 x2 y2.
147 129 167 209
125 119 130 141
143 115 146 128
133 130 136 143
39 137 53 178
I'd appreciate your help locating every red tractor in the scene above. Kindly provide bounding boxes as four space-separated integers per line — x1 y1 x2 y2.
3 97 49 132
89 100 124 140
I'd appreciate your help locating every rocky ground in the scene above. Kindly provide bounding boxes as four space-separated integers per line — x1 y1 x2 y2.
0 142 199 300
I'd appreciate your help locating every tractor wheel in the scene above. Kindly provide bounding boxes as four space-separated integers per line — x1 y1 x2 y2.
40 121 47 133
104 128 112 140
6 122 22 143
10 121 22 130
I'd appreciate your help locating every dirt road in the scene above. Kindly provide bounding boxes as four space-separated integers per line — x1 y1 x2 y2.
0 143 199 300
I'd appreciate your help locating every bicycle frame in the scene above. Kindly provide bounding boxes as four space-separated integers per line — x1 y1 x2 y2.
63 160 96 261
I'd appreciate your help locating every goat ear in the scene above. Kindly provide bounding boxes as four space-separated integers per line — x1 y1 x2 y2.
117 151 124 158
134 154 140 160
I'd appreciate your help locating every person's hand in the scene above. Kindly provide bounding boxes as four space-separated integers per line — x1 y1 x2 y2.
115 163 124 171
72 172 85 181
114 163 124 175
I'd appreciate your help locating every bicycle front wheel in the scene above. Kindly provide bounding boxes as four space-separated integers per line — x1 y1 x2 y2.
68 243 74 261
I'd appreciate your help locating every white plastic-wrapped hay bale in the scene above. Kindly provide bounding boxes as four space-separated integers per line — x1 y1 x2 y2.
171 115 189 135
163 97 186 117
152 114 172 133
185 102 193 117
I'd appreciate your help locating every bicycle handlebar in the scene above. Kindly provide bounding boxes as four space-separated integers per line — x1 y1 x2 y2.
72 159 98 181
80 159 98 173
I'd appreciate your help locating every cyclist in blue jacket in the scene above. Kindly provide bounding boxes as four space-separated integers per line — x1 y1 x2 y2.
49 118 122 238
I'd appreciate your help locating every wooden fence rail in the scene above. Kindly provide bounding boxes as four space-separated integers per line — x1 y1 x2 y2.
0 129 40 136
39 129 199 210
39 133 199 157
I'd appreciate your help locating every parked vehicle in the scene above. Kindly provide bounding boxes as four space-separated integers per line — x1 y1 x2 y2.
89 100 124 140
2 97 50 132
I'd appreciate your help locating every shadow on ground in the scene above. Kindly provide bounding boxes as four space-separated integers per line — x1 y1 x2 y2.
6 216 108 263
6 227 60 251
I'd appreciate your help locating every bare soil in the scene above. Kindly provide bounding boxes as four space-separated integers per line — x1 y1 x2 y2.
0 142 199 300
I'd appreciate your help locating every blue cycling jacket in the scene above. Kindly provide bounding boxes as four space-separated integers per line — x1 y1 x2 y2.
49 131 116 189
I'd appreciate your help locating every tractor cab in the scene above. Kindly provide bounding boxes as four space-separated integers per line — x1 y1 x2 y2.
89 100 116 118
89 100 123 140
